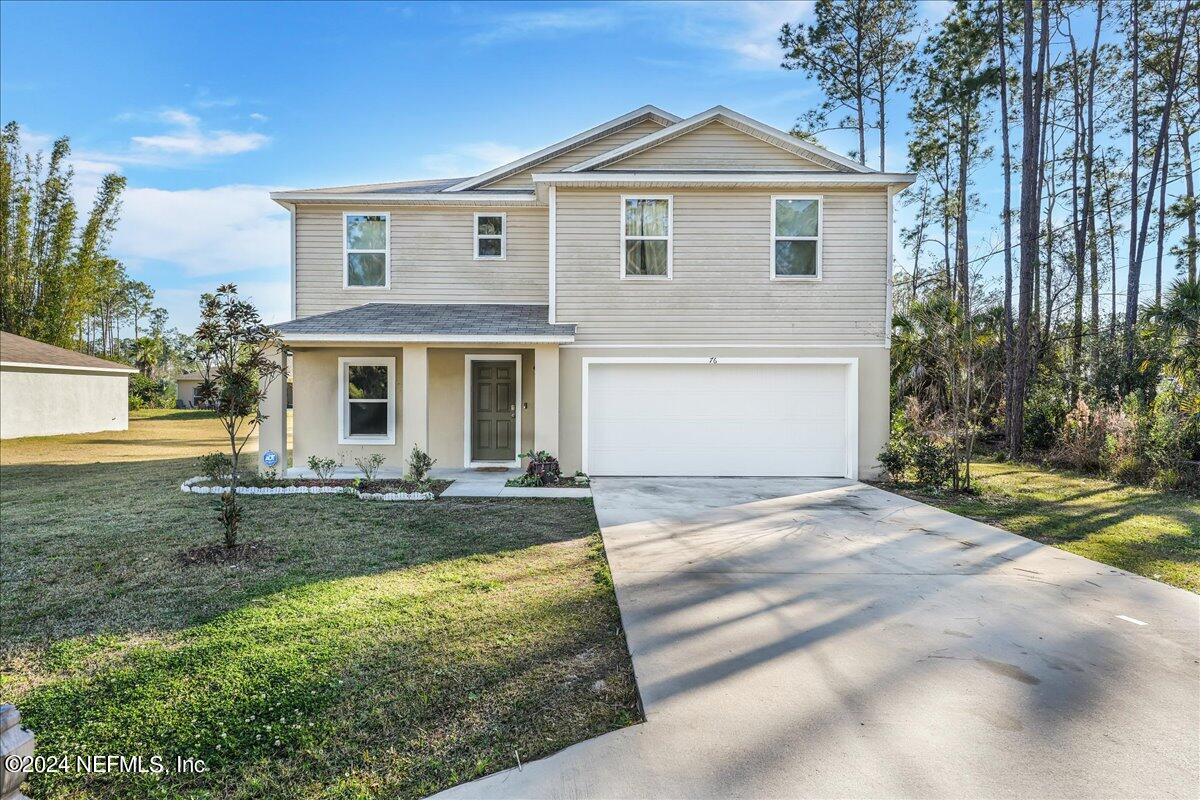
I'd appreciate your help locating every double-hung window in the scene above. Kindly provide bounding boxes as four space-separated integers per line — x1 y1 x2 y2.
338 357 395 444
771 196 822 279
474 213 506 259
344 212 389 288
621 196 672 278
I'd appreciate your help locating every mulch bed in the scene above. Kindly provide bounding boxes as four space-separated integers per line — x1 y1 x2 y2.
196 478 454 497
505 476 590 489
178 540 275 565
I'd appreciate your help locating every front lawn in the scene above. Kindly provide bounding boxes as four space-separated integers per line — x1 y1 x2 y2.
0 410 641 799
900 460 1200 593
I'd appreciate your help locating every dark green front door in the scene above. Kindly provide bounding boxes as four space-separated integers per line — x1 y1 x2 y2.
471 360 516 461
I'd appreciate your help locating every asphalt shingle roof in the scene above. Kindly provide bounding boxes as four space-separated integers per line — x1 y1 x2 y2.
0 331 136 371
276 303 575 339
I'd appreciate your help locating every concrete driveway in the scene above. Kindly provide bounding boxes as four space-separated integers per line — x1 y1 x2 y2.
434 478 1200 799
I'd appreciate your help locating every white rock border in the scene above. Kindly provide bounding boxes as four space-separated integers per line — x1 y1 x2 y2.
180 475 435 501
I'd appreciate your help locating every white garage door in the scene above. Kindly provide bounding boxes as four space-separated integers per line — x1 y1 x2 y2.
585 360 854 477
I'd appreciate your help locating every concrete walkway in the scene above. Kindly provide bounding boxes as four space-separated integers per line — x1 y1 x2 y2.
433 478 1200 799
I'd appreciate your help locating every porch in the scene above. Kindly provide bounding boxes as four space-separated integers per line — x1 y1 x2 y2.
257 303 574 475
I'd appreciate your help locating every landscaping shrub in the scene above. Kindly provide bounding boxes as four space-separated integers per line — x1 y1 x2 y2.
876 403 956 490
519 449 562 484
877 441 910 483
197 451 232 482
405 445 435 482
911 437 956 489
353 453 385 480
306 455 341 479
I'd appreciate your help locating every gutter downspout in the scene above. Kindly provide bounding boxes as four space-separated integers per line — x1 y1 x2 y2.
283 201 297 320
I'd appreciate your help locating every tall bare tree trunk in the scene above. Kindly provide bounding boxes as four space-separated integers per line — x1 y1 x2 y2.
1125 0 1141 370
998 0 1015 443
1129 0 1192 351
956 109 970 311
1180 117 1197 281
1155 145 1169 304
1010 0 1050 459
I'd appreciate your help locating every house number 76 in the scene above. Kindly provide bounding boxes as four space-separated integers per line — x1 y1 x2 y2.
709 357 719 364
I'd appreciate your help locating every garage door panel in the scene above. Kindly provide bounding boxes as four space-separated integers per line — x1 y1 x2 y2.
586 362 851 477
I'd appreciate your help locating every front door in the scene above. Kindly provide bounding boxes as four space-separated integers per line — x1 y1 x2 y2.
471 360 516 462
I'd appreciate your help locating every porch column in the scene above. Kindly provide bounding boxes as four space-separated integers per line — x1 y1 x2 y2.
533 344 559 457
401 344 428 456
257 345 288 474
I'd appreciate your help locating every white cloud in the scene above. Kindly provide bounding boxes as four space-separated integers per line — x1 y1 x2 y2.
466 8 621 44
112 184 288 278
418 141 527 178
249 112 269 122
666 0 812 70
130 109 270 157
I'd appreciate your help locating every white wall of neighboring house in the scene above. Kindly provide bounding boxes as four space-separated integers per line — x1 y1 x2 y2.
0 366 130 439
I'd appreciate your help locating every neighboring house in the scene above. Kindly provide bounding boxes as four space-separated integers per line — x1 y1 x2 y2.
175 371 205 408
0 331 136 439
179 359 293 409
259 105 913 478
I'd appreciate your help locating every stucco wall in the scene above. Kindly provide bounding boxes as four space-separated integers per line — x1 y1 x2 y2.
555 345 890 479
0 366 129 439
428 348 535 467
290 346 535 470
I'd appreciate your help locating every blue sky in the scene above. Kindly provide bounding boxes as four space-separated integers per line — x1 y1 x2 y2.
6 0 1159 334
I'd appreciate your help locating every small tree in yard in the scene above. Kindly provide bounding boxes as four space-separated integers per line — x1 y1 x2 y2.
193 284 285 547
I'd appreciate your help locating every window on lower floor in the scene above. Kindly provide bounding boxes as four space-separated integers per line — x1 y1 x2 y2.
772 196 821 279
339 356 395 443
474 213 506 259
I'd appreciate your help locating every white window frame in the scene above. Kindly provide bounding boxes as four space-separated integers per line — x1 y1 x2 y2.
619 195 673 281
343 211 391 289
770 195 822 281
338 356 396 445
473 212 507 260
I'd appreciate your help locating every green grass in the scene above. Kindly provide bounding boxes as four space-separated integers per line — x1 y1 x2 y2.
0 410 641 799
902 460 1200 593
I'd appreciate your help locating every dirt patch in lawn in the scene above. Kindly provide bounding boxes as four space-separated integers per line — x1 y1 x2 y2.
178 540 276 565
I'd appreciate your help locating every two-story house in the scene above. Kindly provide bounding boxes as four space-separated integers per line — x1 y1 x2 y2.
257 105 913 479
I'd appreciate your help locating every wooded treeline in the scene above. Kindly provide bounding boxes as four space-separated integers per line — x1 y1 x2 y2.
783 0 1200 489
0 122 193 389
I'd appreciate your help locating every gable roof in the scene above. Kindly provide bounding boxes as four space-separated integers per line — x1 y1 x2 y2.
0 331 136 373
443 105 681 192
564 106 873 174
270 104 892 206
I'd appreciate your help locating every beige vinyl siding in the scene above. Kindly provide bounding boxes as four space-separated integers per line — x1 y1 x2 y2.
555 189 888 344
294 205 548 317
600 122 830 172
485 119 666 189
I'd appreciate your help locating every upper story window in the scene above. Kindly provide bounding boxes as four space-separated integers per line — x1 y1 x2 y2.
344 212 389 288
621 196 672 279
339 356 395 445
771 196 821 280
474 213 506 260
